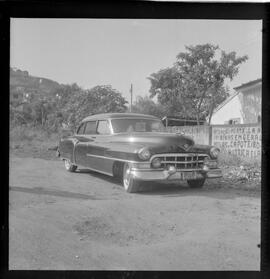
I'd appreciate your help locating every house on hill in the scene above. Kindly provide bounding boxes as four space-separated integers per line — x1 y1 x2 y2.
209 78 261 125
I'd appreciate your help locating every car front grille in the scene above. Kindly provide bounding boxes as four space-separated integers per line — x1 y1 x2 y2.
151 153 209 170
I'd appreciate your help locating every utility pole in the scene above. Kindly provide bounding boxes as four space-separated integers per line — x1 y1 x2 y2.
130 83 133 112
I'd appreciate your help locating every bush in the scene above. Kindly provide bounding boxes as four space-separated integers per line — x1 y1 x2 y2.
10 124 60 145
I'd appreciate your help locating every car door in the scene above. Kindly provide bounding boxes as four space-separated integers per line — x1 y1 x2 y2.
74 121 96 167
86 119 113 174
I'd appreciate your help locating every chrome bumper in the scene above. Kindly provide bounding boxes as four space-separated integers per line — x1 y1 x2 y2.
130 167 222 181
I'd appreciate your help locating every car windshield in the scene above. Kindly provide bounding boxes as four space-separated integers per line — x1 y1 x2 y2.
111 118 165 133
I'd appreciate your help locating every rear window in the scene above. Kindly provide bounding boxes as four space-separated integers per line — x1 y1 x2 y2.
84 121 97 135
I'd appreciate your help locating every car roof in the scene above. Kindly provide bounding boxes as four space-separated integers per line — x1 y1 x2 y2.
82 113 159 122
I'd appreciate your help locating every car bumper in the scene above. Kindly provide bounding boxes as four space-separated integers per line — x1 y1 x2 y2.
130 167 222 181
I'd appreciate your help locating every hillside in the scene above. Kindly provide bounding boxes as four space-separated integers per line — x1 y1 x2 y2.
10 67 62 98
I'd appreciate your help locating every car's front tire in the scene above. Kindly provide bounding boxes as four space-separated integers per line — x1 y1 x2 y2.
64 159 77 172
187 178 205 188
122 163 140 193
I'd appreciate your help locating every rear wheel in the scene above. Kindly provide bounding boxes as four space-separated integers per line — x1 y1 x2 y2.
187 178 205 188
122 163 140 193
64 159 77 172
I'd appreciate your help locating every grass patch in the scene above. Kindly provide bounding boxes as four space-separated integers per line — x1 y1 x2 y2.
10 125 59 144
10 125 61 160
218 152 261 168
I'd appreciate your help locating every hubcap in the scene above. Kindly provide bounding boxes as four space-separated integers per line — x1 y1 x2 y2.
64 159 71 170
123 164 131 189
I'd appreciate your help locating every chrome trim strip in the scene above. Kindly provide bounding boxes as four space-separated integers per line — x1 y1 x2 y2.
86 153 142 164
131 168 204 172
151 153 209 159
159 160 205 164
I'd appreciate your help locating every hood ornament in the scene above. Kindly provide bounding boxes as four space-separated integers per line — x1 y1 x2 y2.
182 143 190 151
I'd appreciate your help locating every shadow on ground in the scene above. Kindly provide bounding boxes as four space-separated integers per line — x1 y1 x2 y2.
76 168 261 200
9 186 103 200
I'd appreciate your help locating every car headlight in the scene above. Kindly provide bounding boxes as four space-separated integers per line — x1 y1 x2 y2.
210 147 220 159
138 147 151 160
151 157 161 168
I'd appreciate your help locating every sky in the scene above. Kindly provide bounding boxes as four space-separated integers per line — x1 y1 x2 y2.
10 19 262 103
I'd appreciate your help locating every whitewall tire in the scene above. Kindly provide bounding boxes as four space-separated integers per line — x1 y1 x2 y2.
122 163 140 193
64 159 77 172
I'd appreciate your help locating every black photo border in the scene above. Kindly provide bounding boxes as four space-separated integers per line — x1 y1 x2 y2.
0 1 269 279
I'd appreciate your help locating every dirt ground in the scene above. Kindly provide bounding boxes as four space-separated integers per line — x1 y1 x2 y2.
9 154 261 270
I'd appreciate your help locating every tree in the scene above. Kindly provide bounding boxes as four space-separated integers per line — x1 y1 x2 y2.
53 83 82 109
63 85 128 129
132 96 166 118
148 44 248 124
29 96 56 126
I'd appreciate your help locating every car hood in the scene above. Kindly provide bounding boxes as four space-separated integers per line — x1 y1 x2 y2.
110 132 195 153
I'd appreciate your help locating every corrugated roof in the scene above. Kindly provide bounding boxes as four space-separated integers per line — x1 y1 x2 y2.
234 78 262 91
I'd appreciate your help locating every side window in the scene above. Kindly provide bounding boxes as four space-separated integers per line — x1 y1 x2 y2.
97 120 111 135
84 121 97 135
77 123 86 135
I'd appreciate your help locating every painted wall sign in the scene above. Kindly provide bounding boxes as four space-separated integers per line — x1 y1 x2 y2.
212 125 261 158
167 124 261 159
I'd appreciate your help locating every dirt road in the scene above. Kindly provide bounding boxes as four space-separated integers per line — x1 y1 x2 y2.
9 156 261 270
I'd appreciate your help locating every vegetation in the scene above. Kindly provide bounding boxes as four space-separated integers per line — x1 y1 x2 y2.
10 68 128 132
132 96 166 118
10 44 248 131
148 44 248 124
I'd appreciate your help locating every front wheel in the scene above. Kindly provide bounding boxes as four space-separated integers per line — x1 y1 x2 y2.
122 163 140 193
187 178 205 188
64 159 77 172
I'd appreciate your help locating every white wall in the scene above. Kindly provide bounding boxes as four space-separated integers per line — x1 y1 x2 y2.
210 94 243 125
238 83 261 123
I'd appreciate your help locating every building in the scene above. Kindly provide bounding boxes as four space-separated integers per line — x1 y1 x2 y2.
210 78 261 125
162 116 205 127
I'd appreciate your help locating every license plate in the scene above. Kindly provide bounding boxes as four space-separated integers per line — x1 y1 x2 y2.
169 171 201 180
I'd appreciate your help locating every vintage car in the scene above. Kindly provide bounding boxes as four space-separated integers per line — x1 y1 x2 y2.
57 113 222 193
